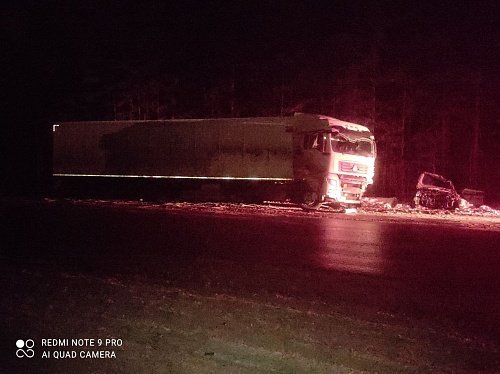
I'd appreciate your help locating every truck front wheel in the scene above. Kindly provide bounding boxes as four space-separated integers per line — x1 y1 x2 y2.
300 190 323 211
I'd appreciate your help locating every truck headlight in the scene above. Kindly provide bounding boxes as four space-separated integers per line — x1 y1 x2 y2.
327 177 341 199
327 178 338 187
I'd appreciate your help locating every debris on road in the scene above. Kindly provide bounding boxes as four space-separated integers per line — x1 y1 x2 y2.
461 188 485 207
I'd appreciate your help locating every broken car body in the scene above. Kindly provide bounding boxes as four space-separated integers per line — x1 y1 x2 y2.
413 172 461 209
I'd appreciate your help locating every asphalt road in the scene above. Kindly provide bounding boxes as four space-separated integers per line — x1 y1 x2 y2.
2 199 500 343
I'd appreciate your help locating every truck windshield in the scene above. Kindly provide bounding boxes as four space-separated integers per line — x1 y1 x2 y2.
331 134 373 157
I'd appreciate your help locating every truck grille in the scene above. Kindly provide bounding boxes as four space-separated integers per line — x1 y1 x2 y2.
339 174 364 185
339 161 368 174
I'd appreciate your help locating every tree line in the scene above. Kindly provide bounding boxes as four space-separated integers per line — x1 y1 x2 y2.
61 53 494 201
3 14 499 201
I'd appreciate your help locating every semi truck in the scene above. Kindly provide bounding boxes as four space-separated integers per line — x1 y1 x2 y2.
52 113 376 209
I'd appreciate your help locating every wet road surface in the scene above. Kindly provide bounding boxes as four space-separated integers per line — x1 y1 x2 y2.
2 199 500 343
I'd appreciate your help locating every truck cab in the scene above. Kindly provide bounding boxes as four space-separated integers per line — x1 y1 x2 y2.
292 115 376 209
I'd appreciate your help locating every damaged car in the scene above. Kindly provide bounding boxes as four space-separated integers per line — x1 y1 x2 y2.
413 172 461 209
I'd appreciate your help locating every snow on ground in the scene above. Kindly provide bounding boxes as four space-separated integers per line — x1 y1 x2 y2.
360 197 500 217
34 196 500 232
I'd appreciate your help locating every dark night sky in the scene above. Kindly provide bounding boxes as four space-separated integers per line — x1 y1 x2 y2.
1 0 500 197
3 1 499 98
6 1 499 80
